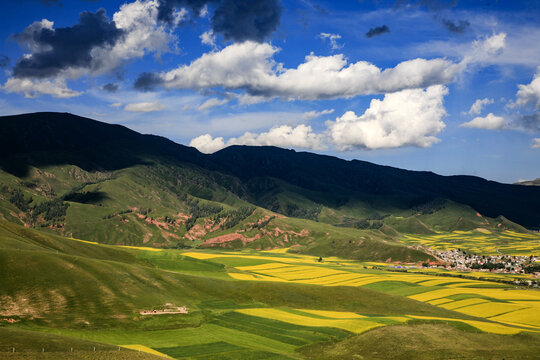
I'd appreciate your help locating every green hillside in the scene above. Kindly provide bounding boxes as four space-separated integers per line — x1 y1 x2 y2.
1 221 539 359
0 156 436 263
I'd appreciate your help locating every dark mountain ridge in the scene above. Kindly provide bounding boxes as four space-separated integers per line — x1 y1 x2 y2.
1 112 539 229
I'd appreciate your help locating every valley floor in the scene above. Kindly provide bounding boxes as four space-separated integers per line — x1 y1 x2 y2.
2 238 539 359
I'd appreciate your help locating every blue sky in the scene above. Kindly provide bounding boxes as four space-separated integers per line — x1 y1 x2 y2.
0 0 539 183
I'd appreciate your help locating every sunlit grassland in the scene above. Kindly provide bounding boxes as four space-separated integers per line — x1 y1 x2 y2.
2 223 540 359
176 247 540 336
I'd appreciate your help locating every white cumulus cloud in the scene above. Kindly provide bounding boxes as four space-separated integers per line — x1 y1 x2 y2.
229 124 326 150
474 32 506 56
154 41 458 101
97 0 178 72
468 98 494 115
190 124 326 153
326 85 448 150
516 67 540 109
189 134 226 153
460 113 506 130
3 0 177 98
124 101 165 112
532 138 540 148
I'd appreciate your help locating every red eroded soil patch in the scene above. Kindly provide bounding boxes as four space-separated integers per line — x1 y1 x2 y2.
142 233 153 244
176 212 190 219
203 232 264 246
185 224 207 241
1 318 19 323
289 229 309 237
204 233 245 245
162 231 180 241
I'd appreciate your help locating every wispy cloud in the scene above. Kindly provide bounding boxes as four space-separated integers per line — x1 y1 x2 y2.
302 108 334 120
319 32 343 50
124 101 165 112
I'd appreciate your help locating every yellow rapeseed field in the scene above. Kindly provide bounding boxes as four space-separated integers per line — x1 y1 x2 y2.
296 309 367 319
439 298 489 310
457 302 524 318
120 345 172 358
182 249 540 335
236 308 388 333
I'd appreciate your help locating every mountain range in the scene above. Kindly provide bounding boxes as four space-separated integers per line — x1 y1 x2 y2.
0 112 538 262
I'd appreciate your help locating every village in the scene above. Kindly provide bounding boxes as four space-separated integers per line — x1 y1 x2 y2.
388 247 540 287
432 248 538 275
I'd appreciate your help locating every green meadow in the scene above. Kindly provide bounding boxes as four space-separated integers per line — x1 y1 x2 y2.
1 220 539 359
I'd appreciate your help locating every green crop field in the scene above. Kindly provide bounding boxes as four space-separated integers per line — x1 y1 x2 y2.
399 229 540 256
1 220 539 359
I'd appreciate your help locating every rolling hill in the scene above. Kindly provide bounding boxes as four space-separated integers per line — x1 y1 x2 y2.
0 112 538 262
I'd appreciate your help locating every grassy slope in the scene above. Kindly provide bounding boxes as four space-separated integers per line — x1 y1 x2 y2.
299 323 540 360
1 222 538 359
0 328 164 360
0 161 435 263
0 221 462 323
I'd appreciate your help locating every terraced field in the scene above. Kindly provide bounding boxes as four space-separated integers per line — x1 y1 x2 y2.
183 249 540 336
400 230 540 255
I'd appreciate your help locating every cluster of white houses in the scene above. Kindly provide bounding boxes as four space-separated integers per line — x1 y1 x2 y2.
433 248 537 275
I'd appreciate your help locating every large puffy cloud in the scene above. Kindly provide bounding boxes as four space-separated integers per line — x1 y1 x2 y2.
191 86 449 152
4 0 176 97
326 85 448 150
137 41 458 100
516 67 540 109
12 10 123 79
532 138 540 149
190 124 325 153
230 124 325 149
189 133 226 153
156 0 281 42
460 113 506 130
135 41 277 91
105 0 178 64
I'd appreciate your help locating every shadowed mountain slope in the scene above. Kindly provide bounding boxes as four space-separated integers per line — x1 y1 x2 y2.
0 112 539 230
